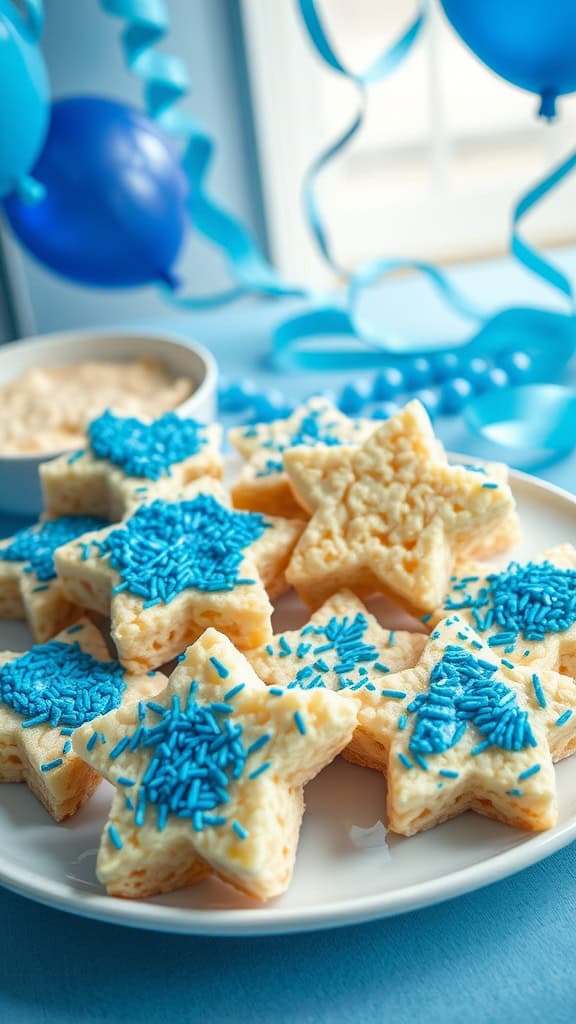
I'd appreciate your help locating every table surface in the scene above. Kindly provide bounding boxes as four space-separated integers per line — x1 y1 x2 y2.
2 253 576 1023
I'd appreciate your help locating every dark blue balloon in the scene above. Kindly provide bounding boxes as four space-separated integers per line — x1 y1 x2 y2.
440 0 576 117
3 96 189 287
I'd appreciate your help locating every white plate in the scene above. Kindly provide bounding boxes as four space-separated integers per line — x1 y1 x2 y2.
0 469 575 935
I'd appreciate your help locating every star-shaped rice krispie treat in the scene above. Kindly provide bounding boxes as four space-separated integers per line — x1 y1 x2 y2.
283 400 516 614
41 409 223 521
0 618 165 821
55 479 305 673
432 544 576 677
247 589 427 769
73 626 358 900
0 515 108 642
455 461 520 561
349 615 576 836
229 396 374 518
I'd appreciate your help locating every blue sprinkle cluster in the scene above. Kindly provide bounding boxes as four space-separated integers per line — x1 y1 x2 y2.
409 645 536 757
446 560 576 645
88 410 208 481
282 613 380 690
123 687 253 835
1 516 107 581
250 407 345 478
0 641 126 727
101 495 268 605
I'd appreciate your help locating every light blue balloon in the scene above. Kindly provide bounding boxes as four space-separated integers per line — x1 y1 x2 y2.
0 0 49 197
440 0 576 118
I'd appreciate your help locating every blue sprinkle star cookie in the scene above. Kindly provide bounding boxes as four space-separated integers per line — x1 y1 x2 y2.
41 409 223 521
0 618 164 821
432 543 576 675
247 589 427 767
73 627 358 900
229 396 374 518
0 515 107 641
351 616 576 836
54 479 304 672
284 400 516 613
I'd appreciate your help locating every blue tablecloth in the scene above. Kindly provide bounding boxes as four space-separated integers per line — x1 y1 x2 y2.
2 255 576 1023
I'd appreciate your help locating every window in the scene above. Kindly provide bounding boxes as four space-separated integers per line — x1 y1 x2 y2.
242 0 576 287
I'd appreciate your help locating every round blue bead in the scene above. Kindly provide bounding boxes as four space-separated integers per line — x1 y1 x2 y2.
440 377 473 415
371 367 404 401
252 388 287 421
413 389 440 420
464 357 492 393
371 401 399 420
218 378 259 413
499 350 534 383
406 357 433 389
487 367 510 390
432 352 460 382
339 380 372 415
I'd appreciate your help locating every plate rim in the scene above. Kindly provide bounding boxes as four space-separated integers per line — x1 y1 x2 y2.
0 466 575 936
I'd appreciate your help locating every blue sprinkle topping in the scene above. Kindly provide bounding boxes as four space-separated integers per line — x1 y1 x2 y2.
389 631 396 647
518 764 541 780
398 752 413 770
0 642 126 728
251 406 345 477
282 612 380 691
1 516 107 581
269 687 284 696
507 789 523 797
66 624 84 635
232 821 248 840
531 673 547 709
209 657 229 679
439 769 459 778
119 688 267 837
445 560 576 646
224 684 245 700
67 450 84 465
41 758 63 772
100 496 268 604
408 645 536 759
108 824 123 850
398 714 407 731
62 740 72 755
248 760 272 779
294 711 307 735
88 410 208 481
556 709 573 726
381 689 407 699
117 776 135 787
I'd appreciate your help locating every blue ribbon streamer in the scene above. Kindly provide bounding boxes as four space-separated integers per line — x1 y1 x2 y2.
100 0 306 305
270 0 576 369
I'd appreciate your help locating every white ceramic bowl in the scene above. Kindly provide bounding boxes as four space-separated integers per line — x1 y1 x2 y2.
0 328 218 518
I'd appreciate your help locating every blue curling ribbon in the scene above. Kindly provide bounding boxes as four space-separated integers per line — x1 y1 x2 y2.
100 0 306 305
271 0 576 373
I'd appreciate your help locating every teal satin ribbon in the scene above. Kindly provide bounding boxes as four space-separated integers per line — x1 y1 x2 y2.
271 0 576 369
102 0 576 395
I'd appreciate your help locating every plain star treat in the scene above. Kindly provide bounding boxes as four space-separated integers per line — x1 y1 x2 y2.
247 589 427 763
41 409 223 521
229 396 374 518
0 515 107 642
432 544 576 676
347 615 576 836
0 618 164 821
284 400 515 614
55 479 304 672
73 627 358 900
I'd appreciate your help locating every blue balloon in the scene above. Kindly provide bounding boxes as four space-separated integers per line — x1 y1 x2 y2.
0 0 49 197
3 96 189 287
440 0 576 117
